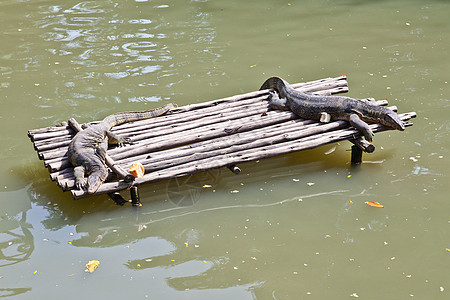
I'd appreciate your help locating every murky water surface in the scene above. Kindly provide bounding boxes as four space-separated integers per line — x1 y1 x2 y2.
1 0 449 299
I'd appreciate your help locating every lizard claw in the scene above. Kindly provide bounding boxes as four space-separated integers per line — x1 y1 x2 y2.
118 138 133 147
75 178 87 190
364 129 374 142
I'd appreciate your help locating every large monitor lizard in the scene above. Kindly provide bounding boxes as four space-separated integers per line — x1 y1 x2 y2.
68 103 177 194
260 77 404 142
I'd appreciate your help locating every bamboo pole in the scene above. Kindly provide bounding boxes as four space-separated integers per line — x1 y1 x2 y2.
27 125 72 140
28 128 74 142
350 138 375 153
351 146 363 165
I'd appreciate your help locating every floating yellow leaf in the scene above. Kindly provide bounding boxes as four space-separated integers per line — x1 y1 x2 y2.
85 260 100 273
365 201 384 208
128 162 144 178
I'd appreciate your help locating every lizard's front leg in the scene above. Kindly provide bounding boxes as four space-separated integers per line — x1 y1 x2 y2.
349 114 374 142
106 130 133 147
73 166 87 190
267 90 289 111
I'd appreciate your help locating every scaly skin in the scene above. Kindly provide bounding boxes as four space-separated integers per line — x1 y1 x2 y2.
260 77 404 141
68 103 177 194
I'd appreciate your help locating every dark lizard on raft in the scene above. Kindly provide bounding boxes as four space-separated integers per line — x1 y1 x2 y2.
260 77 404 141
67 103 177 194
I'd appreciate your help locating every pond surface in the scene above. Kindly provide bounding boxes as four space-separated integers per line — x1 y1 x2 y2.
1 0 449 299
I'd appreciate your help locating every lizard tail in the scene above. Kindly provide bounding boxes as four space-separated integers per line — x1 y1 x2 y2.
102 103 177 127
260 77 290 98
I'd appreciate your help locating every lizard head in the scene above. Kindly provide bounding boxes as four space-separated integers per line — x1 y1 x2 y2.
87 173 105 194
384 111 405 131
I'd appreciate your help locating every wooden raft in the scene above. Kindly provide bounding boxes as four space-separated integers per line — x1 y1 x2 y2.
27 76 416 200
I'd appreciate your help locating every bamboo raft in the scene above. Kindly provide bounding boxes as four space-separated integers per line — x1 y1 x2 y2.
27 76 416 202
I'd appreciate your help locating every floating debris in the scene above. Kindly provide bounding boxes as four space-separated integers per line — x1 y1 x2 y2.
85 260 100 273
128 162 145 178
365 201 384 208
324 145 336 155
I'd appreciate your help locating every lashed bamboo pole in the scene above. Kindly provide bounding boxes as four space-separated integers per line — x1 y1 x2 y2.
27 124 72 139
28 125 68 136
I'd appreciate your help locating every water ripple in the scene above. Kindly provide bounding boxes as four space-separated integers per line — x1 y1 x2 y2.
62 1 105 15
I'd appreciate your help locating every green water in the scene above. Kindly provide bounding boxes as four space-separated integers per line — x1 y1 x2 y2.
1 0 449 299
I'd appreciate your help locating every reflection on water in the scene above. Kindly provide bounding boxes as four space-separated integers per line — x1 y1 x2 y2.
1 0 226 128
28 0 224 113
167 169 222 207
0 190 33 298
1 0 450 298
0 188 33 268
0 211 33 268
0 288 32 298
